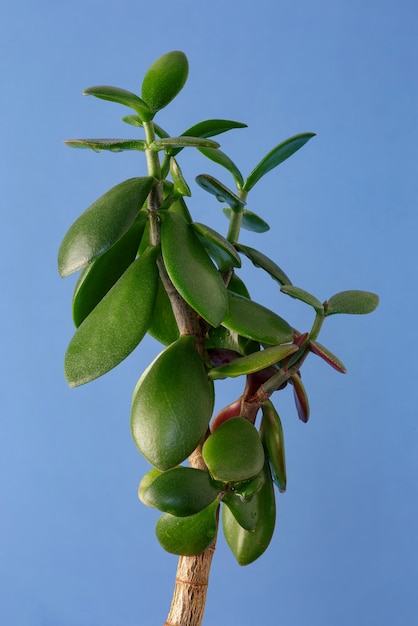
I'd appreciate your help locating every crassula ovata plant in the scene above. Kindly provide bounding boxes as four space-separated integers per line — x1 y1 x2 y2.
58 51 379 626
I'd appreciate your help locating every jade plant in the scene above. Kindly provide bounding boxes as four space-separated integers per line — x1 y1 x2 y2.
58 50 379 626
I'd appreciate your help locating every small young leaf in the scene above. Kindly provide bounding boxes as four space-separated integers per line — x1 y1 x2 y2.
83 85 152 120
195 174 245 211
222 208 270 233
192 222 241 271
222 489 260 531
138 468 162 506
235 244 292 285
261 401 287 493
151 136 220 151
198 147 244 188
227 272 251 298
280 285 324 314
156 501 219 556
222 291 294 345
169 157 191 196
58 177 154 277
243 132 316 192
309 340 347 373
208 343 298 380
325 290 379 316
147 276 180 346
161 212 228 326
141 50 189 114
64 246 159 387
181 119 247 139
64 138 147 152
291 373 310 423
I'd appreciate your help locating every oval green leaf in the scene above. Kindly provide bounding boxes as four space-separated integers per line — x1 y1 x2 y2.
223 208 270 233
202 417 265 483
65 246 159 387
280 284 324 314
147 276 180 346
235 244 292 285
142 467 220 516
141 51 189 114
208 343 298 380
58 177 155 277
325 290 379 316
192 222 241 271
130 335 213 470
222 489 260 531
243 132 316 192
261 401 286 492
195 174 245 211
222 291 294 345
161 212 228 326
198 147 244 188
138 468 162 506
156 501 219 556
83 85 152 121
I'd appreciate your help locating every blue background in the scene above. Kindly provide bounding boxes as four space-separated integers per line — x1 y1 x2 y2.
2 1 417 624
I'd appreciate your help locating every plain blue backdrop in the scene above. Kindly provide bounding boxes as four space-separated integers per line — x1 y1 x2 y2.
1 1 417 624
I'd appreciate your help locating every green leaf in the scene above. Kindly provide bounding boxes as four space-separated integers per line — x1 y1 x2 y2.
64 246 159 387
325 290 379 316
222 460 276 565
235 244 292 285
309 340 347 373
222 208 270 233
192 222 241 271
195 174 245 211
161 212 228 326
122 114 143 127
202 417 265 483
64 138 147 152
142 467 220 516
83 85 152 121
141 50 189 114
198 147 244 188
280 284 324 314
147 276 180 346
222 291 294 345
228 272 251 298
291 373 310 423
72 212 147 327
58 177 155 277
181 119 247 139
208 343 298 380
156 501 219 556
222 490 260 531
243 132 316 192
169 157 191 196
151 136 220 151
138 468 162 506
130 335 213 470
261 401 286 493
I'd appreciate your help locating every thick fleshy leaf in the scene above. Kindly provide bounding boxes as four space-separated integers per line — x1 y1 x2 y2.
222 460 276 565
161 212 228 326
243 132 316 192
202 417 265 483
291 373 310 423
222 291 294 345
72 212 147 327
280 285 324 314
222 208 270 233
261 401 286 492
64 138 146 152
169 157 191 196
325 290 379 316
195 174 245 211
141 51 189 114
130 335 213 470
58 177 154 277
147 276 180 346
192 222 241 271
208 344 298 380
309 340 347 373
198 147 244 188
142 467 220 516
167 119 247 158
156 501 219 556
151 136 220 151
64 246 159 387
228 272 251 298
235 244 292 285
138 468 162 506
222 489 260 531
83 85 151 120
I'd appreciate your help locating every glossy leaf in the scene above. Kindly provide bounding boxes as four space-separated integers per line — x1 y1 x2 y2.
291 373 310 423
151 136 220 151
228 272 251 298
222 460 276 565
156 501 219 556
280 284 324 314
64 246 159 387
169 157 191 196
122 114 143 127
147 276 180 346
198 147 244 188
192 222 241 271
309 340 347 373
72 212 147 327
235 244 292 285
64 138 146 152
138 468 162 506
243 132 316 192
58 177 154 277
202 417 265 483
325 290 379 316
222 490 260 531
167 118 247 158
222 208 270 233
141 50 189 114
261 401 286 492
83 85 151 120
130 335 213 470
142 467 220 516
195 174 245 211
222 291 294 344
208 343 298 380
161 212 228 326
